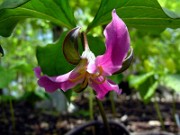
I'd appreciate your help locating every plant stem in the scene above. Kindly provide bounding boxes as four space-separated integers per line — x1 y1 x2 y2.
89 89 95 135
154 99 165 130
110 92 117 118
96 98 112 135
89 89 94 120
7 86 16 132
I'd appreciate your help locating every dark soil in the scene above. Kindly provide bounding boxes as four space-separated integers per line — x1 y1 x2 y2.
0 96 179 135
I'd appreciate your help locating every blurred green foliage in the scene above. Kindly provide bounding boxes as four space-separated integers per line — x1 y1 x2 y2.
0 19 52 99
127 22 180 102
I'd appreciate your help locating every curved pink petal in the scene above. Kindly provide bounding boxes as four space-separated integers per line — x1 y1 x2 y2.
89 78 121 100
37 76 62 92
34 60 87 93
34 67 60 92
96 9 130 76
38 71 81 93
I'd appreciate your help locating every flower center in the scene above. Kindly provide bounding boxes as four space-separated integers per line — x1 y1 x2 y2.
69 66 106 89
69 49 106 89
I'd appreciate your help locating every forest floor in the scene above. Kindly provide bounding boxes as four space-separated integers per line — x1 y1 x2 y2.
0 95 180 135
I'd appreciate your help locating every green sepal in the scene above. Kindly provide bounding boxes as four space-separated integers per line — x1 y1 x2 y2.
63 27 81 65
72 83 88 93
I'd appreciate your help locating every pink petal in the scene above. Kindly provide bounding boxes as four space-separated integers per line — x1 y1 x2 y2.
89 78 121 100
34 67 61 92
37 71 81 93
37 76 62 92
96 9 130 76
34 60 87 93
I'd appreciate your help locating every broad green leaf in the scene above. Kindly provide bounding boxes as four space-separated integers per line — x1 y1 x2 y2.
36 32 75 76
161 74 180 92
0 0 76 37
0 66 16 88
87 0 180 33
0 0 30 9
128 72 154 89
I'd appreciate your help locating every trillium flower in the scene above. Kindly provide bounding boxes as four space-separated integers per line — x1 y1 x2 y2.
34 10 130 100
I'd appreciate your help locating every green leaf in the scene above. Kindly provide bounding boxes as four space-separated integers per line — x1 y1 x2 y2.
87 35 105 56
36 32 75 76
161 74 180 92
0 66 16 88
129 72 158 103
139 81 158 103
0 0 76 37
0 0 30 9
88 0 180 33
128 72 154 89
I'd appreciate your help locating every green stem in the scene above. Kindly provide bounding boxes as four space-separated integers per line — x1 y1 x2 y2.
89 89 94 120
89 89 95 135
154 99 165 130
110 92 117 118
8 86 15 131
96 98 112 135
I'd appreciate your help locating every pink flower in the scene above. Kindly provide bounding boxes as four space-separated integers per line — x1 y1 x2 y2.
34 10 130 100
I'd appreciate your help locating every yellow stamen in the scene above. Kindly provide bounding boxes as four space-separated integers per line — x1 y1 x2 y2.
69 66 106 86
69 73 85 82
91 76 106 84
91 66 104 79
90 66 106 84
